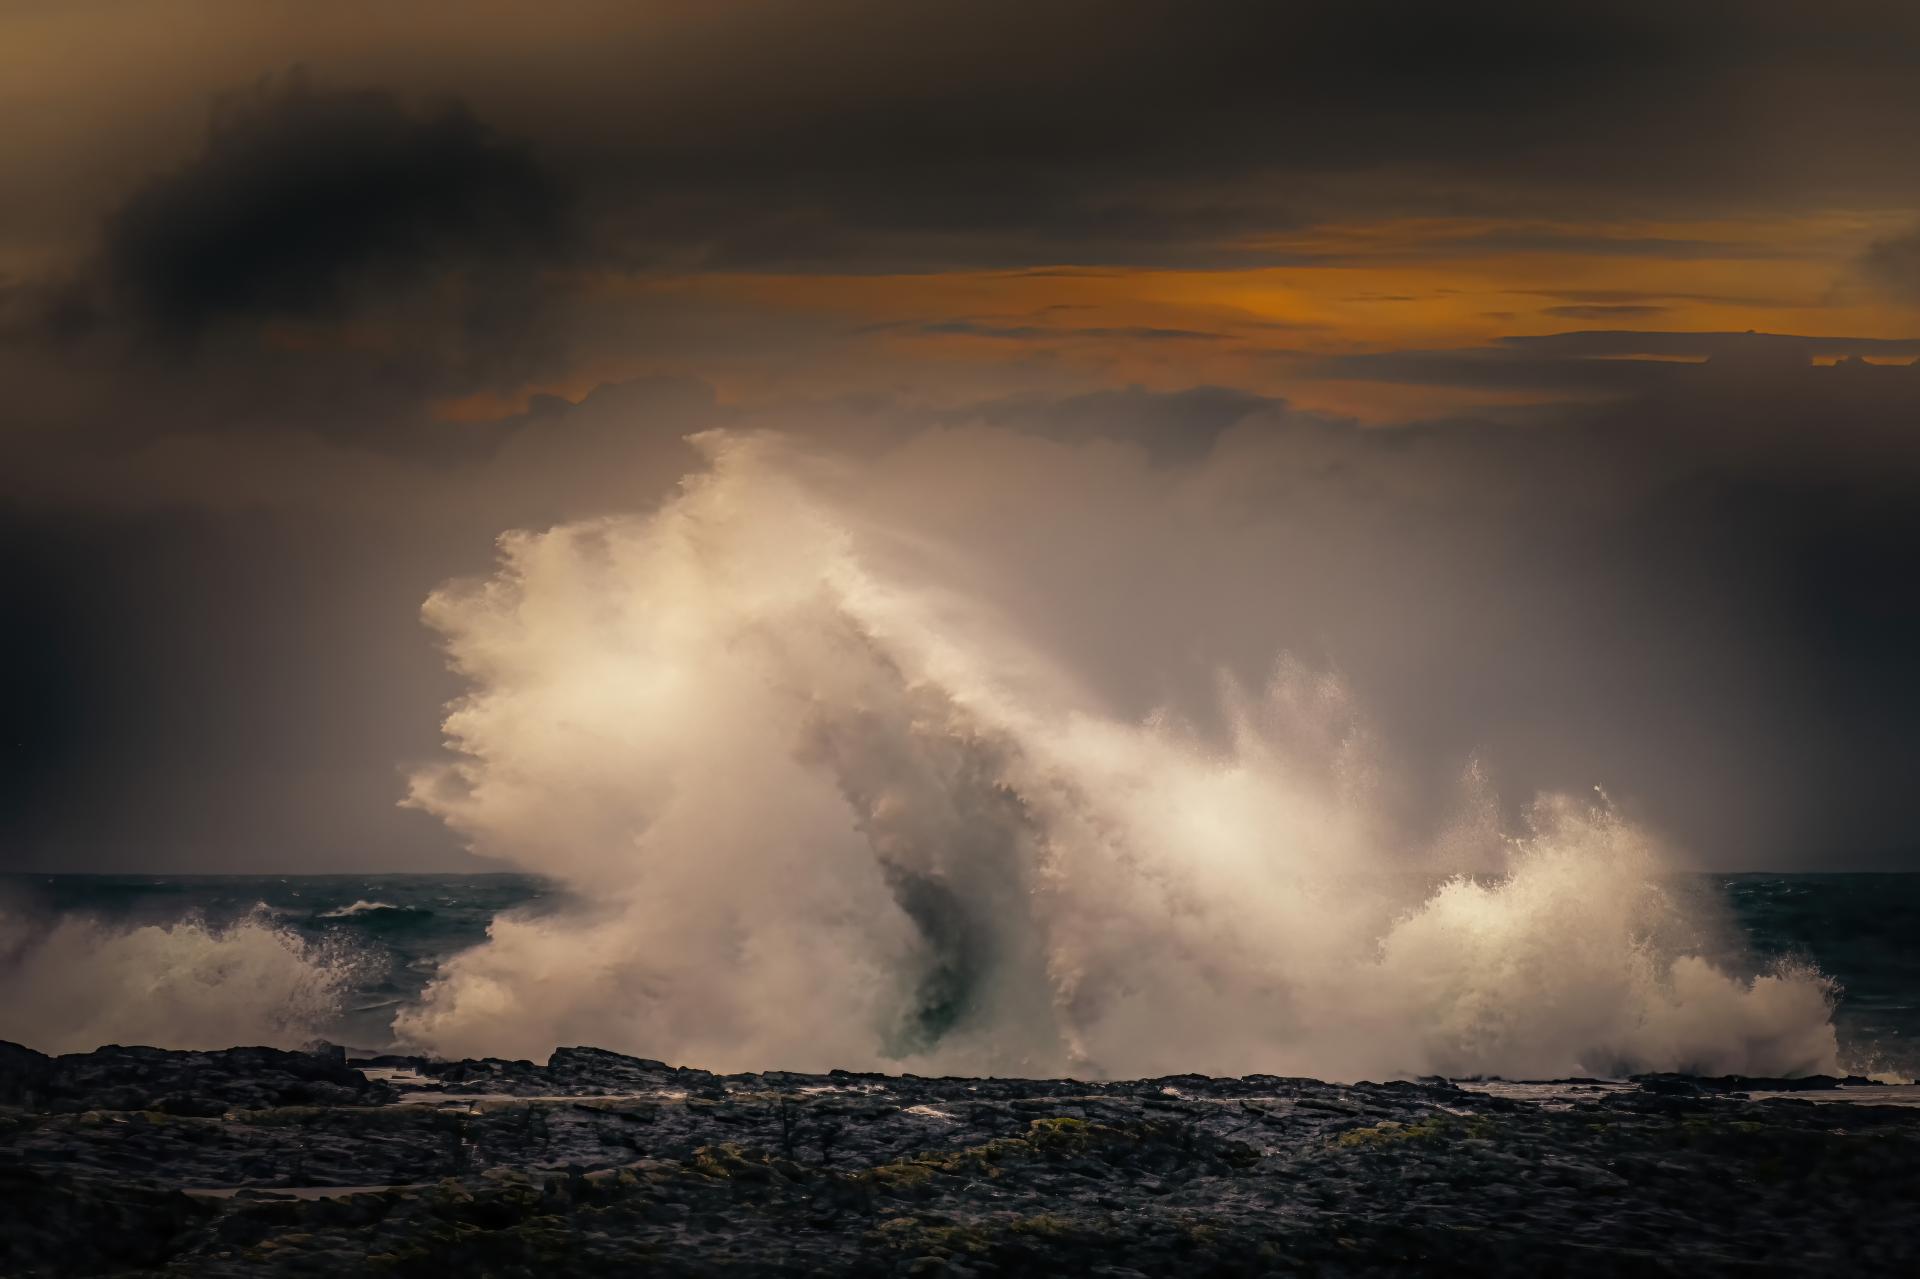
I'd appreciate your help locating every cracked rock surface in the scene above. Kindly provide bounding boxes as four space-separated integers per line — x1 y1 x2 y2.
2 1041 1917 1275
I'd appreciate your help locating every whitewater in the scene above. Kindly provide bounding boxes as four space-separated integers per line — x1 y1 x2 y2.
388 430 1839 1079
0 431 1849 1079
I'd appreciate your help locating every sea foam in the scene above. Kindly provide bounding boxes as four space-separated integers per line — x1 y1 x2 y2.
396 431 1842 1080
0 907 359 1055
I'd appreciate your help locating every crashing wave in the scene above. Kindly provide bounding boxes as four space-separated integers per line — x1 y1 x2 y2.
393 431 1840 1080
0 907 363 1055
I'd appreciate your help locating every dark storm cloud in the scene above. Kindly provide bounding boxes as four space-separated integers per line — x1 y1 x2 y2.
7 75 579 444
9 3 1920 280
480 0 1920 270
0 5 1808 277
98 73 568 339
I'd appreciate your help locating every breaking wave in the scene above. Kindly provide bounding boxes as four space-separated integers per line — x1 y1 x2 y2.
0 907 362 1055
397 430 1841 1080
318 899 414 919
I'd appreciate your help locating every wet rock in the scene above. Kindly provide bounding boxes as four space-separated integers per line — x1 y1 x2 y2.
1 1047 1916 1275
0 1167 213 1273
1632 1071 1884 1093
0 1042 399 1116
0 1040 55 1108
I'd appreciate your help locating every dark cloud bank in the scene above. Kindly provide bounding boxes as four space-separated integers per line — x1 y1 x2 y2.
20 2 1920 277
102 75 568 341
492 0 1920 270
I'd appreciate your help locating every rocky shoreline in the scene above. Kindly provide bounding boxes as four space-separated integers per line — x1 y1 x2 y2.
2 1040 1916 1275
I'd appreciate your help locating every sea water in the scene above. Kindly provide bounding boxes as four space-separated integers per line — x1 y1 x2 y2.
1 871 1914 1080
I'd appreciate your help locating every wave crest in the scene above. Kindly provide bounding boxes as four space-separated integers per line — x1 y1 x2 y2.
398 431 1841 1079
318 899 416 919
0 907 363 1055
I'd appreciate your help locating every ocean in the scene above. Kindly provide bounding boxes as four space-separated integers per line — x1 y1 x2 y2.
0 873 557 1059
2 871 1916 1080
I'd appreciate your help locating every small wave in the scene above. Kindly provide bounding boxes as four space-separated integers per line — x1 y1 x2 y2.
318 899 419 919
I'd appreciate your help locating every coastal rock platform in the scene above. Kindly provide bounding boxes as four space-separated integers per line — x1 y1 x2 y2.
2 1041 1916 1275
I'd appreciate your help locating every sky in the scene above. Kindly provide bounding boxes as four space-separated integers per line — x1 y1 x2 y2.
4 0 1919 873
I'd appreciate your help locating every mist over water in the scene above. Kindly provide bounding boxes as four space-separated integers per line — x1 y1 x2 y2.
0 874 549 1056
391 430 1841 1080
0 907 360 1056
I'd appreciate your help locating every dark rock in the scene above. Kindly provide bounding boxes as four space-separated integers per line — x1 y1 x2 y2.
0 1041 398 1117
1637 1075 1705 1095
0 1040 54 1107
1632 1071 1886 1093
2 1050 1915 1275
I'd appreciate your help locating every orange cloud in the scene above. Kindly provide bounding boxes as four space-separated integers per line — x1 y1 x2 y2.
488 213 1920 423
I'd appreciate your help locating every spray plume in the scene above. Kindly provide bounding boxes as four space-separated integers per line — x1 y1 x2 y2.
397 430 1839 1079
